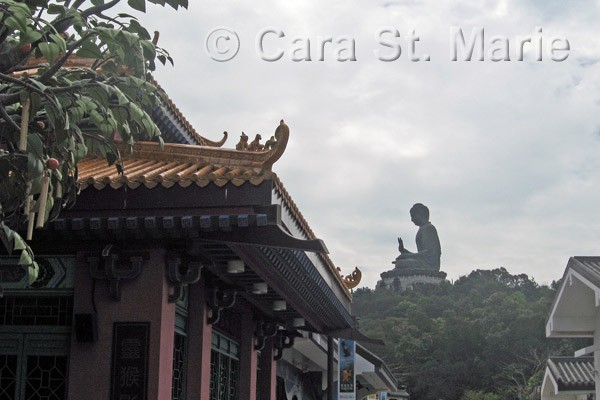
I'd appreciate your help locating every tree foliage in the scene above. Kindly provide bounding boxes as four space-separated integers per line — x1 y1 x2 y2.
354 268 587 400
0 0 187 281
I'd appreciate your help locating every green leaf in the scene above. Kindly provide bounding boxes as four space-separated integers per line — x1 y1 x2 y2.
20 29 42 44
129 19 151 40
27 133 44 160
0 222 15 255
5 15 28 32
86 85 110 108
47 4 66 14
29 93 42 117
44 196 54 220
27 151 44 180
28 261 39 284
128 0 146 12
75 40 104 59
117 30 139 47
13 234 26 251
18 248 32 265
38 42 61 64
50 33 67 53
8 3 32 16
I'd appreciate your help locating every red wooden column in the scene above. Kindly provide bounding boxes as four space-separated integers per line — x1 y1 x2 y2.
258 337 277 400
238 305 258 400
186 281 213 400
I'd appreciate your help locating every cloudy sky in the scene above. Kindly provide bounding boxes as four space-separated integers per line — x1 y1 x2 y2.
134 0 600 289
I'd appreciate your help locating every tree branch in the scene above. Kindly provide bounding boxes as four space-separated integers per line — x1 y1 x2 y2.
0 102 20 132
0 93 21 106
81 0 121 19
0 72 47 96
39 34 92 83
0 72 81 98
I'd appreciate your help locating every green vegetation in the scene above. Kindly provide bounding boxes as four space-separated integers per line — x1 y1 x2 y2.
353 268 585 400
0 0 187 280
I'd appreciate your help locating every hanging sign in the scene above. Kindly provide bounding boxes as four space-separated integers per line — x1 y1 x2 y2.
338 339 356 400
110 322 150 400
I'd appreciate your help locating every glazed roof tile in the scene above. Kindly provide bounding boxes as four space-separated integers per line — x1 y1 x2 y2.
547 357 594 392
78 151 268 190
78 121 289 190
75 122 352 298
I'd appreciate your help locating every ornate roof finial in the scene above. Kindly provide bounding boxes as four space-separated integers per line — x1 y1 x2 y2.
343 267 362 290
248 134 263 151
236 132 249 150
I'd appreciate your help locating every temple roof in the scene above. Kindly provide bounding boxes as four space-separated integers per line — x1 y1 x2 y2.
16 56 223 146
149 77 228 147
72 120 353 300
78 120 288 190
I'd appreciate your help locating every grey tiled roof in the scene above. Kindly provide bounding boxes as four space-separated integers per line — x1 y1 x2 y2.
547 357 594 392
567 256 600 288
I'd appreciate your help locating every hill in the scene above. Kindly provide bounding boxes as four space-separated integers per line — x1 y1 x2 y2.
352 268 587 400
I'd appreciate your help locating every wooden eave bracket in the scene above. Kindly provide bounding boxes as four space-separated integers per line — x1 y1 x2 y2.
87 244 146 301
254 321 280 351
207 287 237 325
273 329 302 361
166 253 203 303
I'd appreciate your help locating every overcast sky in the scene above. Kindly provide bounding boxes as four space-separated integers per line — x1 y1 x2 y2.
134 0 600 289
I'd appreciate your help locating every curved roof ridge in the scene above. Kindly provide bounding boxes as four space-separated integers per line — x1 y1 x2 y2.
148 75 228 147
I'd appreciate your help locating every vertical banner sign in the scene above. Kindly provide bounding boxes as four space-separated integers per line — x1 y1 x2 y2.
338 339 356 400
111 322 150 400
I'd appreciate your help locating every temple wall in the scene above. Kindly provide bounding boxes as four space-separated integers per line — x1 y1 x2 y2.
68 248 175 400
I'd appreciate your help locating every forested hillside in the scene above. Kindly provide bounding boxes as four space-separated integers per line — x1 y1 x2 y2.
353 268 587 400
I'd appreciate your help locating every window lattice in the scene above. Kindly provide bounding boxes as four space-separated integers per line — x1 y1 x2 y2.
171 332 187 400
0 355 17 400
210 332 240 400
0 297 73 326
24 355 68 400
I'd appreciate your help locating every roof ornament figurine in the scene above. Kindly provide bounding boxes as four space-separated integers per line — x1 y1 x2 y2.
343 267 362 290
248 134 263 151
236 132 249 150
77 120 291 190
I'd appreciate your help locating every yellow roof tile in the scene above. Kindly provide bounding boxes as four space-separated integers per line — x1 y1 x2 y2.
77 120 289 191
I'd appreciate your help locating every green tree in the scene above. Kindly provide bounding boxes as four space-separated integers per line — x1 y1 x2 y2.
354 268 587 400
460 390 502 400
0 0 187 281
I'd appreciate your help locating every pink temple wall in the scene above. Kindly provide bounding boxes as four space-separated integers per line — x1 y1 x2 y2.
68 248 175 400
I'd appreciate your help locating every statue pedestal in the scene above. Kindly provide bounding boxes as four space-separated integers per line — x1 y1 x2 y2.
378 269 447 291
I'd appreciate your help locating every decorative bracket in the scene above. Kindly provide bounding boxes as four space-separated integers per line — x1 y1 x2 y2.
274 329 302 361
254 321 279 351
88 244 145 301
207 287 237 325
166 254 203 303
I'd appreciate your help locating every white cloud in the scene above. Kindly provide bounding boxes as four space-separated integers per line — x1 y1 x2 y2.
135 0 600 289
